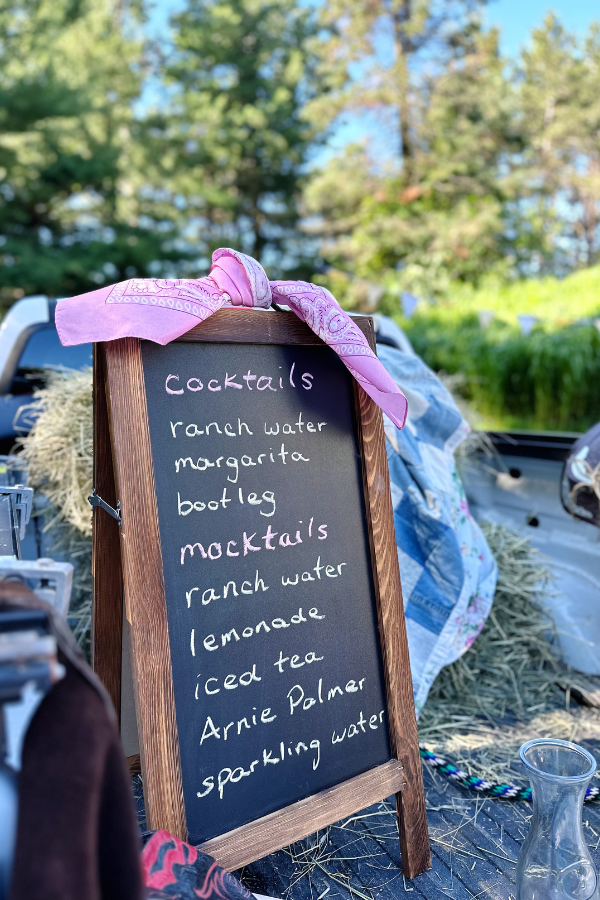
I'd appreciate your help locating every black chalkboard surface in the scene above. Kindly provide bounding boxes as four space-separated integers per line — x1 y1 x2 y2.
94 310 429 877
142 340 391 843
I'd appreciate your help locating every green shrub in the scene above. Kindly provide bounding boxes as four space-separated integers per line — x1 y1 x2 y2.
403 312 600 432
412 264 600 327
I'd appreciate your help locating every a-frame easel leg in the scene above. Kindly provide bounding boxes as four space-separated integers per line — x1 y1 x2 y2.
395 742 431 878
92 342 124 718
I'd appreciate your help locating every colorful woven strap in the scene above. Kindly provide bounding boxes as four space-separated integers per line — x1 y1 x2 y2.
419 744 600 802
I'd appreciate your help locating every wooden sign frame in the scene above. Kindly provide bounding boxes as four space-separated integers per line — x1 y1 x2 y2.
92 309 430 878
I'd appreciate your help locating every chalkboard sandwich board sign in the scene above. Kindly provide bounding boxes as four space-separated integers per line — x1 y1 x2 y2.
92 308 430 878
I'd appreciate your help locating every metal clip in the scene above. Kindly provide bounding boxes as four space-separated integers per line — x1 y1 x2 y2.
1 486 33 540
88 489 122 527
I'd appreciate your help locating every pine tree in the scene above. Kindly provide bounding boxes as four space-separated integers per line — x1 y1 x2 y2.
305 0 491 177
517 15 600 271
0 0 182 306
306 6 521 305
152 0 325 276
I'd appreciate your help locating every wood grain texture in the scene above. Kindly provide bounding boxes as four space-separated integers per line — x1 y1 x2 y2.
104 337 186 839
92 343 123 718
199 760 405 871
176 308 373 345
353 322 431 879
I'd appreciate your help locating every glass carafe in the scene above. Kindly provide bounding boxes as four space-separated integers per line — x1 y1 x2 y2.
517 739 598 900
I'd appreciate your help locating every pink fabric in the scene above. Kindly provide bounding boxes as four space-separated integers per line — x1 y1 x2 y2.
55 248 407 429
271 280 408 429
212 247 271 308
210 256 250 306
55 277 227 346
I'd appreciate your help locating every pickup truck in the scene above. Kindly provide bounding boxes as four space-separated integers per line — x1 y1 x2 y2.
0 296 91 557
0 297 598 673
0 296 92 452
462 431 600 675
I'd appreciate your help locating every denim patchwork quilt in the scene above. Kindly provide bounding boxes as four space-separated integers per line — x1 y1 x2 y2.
375 317 498 713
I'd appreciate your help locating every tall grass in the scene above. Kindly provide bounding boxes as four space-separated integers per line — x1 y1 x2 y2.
397 267 600 432
421 264 600 326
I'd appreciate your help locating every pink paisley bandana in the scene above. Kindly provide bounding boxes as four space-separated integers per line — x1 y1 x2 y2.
56 248 407 429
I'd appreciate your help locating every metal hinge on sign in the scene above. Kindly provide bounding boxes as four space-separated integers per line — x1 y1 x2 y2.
88 489 122 527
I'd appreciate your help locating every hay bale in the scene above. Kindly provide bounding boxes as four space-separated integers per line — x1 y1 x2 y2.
18 368 93 536
17 368 93 650
421 520 560 726
420 520 600 784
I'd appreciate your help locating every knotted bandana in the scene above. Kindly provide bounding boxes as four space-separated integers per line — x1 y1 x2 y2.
56 248 408 429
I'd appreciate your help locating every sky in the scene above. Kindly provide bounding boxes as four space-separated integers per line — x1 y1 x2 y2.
147 0 599 163
150 0 599 46
486 0 598 54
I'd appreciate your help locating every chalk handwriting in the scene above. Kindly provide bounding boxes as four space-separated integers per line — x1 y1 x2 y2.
173 445 310 483
180 520 328 565
186 570 269 608
196 736 321 801
281 556 347 586
195 664 262 697
287 676 367 715
195 605 325 655
166 363 313 396
273 649 324 673
264 413 326 435
171 419 253 439
153 344 390 818
332 710 386 744
199 705 277 746
177 488 276 518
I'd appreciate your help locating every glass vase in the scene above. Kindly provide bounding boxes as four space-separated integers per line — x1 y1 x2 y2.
517 739 598 900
